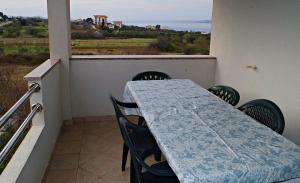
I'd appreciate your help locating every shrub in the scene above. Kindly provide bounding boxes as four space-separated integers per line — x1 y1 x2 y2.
183 46 198 55
193 36 210 54
18 47 29 53
3 27 21 38
149 37 176 52
33 47 48 53
71 31 104 39
0 53 49 65
182 33 196 44
0 47 4 54
26 27 40 36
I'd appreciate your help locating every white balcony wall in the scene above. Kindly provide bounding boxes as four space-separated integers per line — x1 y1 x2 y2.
0 60 63 183
211 0 300 145
70 56 216 117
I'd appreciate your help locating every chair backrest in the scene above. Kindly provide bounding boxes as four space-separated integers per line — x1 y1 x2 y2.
238 99 285 134
110 95 137 141
208 85 240 106
118 117 147 183
132 71 171 81
110 95 126 123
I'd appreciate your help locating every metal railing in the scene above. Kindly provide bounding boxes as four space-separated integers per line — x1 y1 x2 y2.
0 83 42 164
0 83 40 129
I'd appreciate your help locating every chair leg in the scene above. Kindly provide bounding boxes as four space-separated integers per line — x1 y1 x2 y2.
122 143 129 171
130 158 138 183
154 151 161 161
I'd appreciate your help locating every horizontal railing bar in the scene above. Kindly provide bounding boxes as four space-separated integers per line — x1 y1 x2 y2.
0 83 40 129
0 103 42 164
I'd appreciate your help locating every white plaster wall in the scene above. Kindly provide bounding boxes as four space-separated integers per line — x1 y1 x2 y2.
70 56 216 117
211 0 300 145
47 0 72 120
0 63 63 183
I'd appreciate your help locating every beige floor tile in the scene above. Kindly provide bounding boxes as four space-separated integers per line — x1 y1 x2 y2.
73 117 86 124
50 154 79 170
44 169 77 183
99 167 130 183
79 153 120 178
97 116 116 123
55 140 82 155
58 131 83 142
44 116 136 183
84 116 102 123
62 123 84 132
76 168 101 183
80 128 122 154
84 120 116 129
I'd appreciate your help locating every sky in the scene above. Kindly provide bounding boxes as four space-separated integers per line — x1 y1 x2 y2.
0 0 212 21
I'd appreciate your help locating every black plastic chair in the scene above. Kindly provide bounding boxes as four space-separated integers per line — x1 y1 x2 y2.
208 85 240 106
238 99 285 134
132 71 171 81
119 117 180 183
110 95 161 172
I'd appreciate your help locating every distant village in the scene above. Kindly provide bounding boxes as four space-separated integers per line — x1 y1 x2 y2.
73 15 123 30
73 14 164 31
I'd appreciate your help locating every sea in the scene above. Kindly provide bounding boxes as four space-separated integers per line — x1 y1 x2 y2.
124 20 211 33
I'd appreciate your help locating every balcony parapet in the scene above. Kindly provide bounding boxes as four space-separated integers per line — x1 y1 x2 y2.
24 59 60 81
72 55 216 60
0 59 62 183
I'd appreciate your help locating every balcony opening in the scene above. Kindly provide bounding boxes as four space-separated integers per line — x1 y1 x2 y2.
0 2 48 173
70 0 213 55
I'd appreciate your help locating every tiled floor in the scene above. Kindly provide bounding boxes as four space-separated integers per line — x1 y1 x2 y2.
43 116 147 183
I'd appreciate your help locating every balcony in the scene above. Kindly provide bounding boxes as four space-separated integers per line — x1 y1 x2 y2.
0 55 216 183
43 116 129 183
1 0 300 182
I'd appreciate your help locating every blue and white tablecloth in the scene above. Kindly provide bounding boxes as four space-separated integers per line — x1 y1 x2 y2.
123 79 300 183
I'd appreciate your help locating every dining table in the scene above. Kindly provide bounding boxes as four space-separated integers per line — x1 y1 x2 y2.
123 79 300 183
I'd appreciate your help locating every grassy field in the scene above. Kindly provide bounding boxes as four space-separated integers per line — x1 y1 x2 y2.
72 38 155 48
0 64 34 112
0 37 157 55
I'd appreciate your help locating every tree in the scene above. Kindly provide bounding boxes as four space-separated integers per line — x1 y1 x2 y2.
0 12 5 22
3 27 21 38
26 27 40 36
155 24 161 31
17 18 28 26
85 18 94 24
3 15 8 21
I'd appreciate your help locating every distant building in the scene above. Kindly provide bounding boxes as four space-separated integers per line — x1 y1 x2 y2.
113 21 123 28
93 15 122 29
73 19 85 25
145 25 155 30
107 23 115 29
94 15 108 27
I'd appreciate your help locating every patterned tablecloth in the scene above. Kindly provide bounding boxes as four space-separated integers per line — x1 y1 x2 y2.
123 79 300 183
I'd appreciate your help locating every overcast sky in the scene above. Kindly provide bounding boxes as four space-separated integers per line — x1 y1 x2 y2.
0 0 212 21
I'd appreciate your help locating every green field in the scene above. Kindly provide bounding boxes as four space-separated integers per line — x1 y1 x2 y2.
0 38 156 55
72 38 155 48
